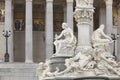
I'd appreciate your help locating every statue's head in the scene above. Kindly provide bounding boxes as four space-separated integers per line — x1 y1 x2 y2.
62 23 68 29
99 24 105 30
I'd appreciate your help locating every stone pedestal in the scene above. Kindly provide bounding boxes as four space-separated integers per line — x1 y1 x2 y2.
49 56 72 72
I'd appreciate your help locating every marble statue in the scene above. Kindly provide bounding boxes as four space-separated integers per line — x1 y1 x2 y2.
54 23 76 56
37 60 59 79
56 49 94 76
53 25 120 77
93 48 120 76
36 0 120 78
37 25 120 80
55 45 120 77
91 24 113 51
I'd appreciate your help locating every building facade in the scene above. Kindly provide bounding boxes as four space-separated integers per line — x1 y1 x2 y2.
0 0 120 63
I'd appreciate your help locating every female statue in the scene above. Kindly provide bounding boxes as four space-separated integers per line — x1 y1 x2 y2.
54 23 76 55
91 24 113 51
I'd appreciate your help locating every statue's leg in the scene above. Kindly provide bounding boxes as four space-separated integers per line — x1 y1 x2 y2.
56 40 65 53
54 41 58 53
54 41 60 54
57 42 62 53
99 39 110 43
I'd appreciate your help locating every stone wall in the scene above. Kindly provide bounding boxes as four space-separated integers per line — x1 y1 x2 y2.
0 63 38 80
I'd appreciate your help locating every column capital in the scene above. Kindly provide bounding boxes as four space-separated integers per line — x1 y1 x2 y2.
105 0 113 5
26 0 32 2
46 0 53 2
66 0 74 3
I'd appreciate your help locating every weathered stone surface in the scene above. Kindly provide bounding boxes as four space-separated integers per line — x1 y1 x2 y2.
0 63 38 80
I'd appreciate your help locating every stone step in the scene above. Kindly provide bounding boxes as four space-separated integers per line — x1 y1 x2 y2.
0 63 38 80
0 62 38 68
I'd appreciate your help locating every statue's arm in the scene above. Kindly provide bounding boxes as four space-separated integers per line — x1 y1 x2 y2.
56 31 64 40
101 30 112 40
69 30 74 43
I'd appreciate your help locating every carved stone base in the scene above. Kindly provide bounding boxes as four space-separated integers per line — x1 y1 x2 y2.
49 56 72 72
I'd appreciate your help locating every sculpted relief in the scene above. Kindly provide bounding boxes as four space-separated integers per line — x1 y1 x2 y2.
75 0 93 7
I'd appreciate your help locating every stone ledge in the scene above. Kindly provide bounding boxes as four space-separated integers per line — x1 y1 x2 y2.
44 77 120 80
0 63 38 68
0 63 38 77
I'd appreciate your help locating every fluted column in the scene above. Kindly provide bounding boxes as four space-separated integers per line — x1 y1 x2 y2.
45 0 53 59
117 6 120 61
66 0 74 30
25 0 33 63
74 0 94 52
105 0 113 35
5 0 13 62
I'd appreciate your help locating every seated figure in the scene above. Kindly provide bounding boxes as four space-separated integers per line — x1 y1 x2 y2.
54 23 76 56
91 24 113 51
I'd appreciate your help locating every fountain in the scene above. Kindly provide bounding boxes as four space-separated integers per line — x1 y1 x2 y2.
36 0 120 80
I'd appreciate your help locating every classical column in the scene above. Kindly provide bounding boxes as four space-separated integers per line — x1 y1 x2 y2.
105 0 113 53
45 0 53 59
105 0 113 35
5 0 13 62
74 0 94 52
117 6 120 61
63 5 67 22
66 0 74 30
25 0 33 63
99 8 106 26
99 8 106 31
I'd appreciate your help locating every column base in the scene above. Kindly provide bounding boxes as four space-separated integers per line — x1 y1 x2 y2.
25 60 33 63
